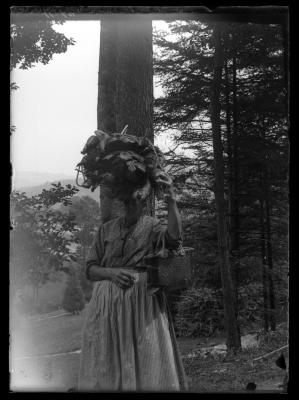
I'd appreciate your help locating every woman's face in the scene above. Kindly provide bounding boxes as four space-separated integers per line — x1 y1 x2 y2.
124 197 145 219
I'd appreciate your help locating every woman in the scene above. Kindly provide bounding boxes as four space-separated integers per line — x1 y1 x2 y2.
78 172 188 392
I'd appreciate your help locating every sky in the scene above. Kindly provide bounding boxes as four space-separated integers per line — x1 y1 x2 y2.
11 20 170 181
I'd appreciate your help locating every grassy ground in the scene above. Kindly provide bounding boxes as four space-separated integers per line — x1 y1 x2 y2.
10 309 288 393
11 310 85 357
184 347 288 392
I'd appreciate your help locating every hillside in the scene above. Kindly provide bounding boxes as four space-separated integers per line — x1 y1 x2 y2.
12 171 75 188
12 179 100 203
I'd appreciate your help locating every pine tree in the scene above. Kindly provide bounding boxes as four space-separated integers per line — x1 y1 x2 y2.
210 23 241 352
154 20 288 333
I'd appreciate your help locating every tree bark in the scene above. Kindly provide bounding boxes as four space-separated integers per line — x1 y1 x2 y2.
224 59 233 222
261 115 276 331
259 196 270 332
265 190 276 331
97 18 154 222
231 52 240 290
225 56 240 330
281 21 289 118
210 23 241 352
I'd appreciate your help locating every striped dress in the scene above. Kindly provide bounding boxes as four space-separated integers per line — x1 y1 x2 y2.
78 215 188 392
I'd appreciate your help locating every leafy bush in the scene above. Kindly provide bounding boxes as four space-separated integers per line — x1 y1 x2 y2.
237 256 263 284
62 271 85 313
237 283 264 327
174 283 267 337
257 321 288 350
274 262 288 322
174 287 225 337
165 288 184 318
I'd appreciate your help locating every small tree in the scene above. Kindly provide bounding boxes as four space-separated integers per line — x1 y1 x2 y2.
62 268 85 314
68 196 100 301
10 183 79 304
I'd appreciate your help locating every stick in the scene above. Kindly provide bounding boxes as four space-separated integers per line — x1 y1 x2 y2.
252 345 289 362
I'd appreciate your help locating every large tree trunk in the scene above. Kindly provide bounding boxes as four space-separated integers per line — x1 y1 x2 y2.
210 23 241 352
261 115 276 331
231 52 240 290
260 196 270 332
224 57 239 321
97 18 154 222
265 189 276 331
281 21 289 118
224 59 233 229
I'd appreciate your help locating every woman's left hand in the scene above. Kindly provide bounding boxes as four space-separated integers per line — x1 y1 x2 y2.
154 171 176 203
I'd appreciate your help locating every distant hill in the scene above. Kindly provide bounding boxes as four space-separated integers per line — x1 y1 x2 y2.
12 171 76 189
12 178 100 203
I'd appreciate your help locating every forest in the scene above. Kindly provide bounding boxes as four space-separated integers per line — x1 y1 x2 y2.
153 20 288 344
10 9 289 392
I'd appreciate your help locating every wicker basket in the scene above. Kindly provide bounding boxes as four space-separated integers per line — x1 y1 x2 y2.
145 247 194 290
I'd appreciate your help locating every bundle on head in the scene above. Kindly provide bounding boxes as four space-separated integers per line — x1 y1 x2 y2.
76 127 166 202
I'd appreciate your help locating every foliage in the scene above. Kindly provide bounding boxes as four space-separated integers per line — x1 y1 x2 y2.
67 196 101 301
76 130 166 200
154 21 213 130
256 321 288 349
10 14 75 70
237 283 264 328
62 269 85 314
10 14 75 136
154 20 288 256
10 183 79 298
174 283 271 337
68 195 101 227
175 287 225 337
154 20 288 334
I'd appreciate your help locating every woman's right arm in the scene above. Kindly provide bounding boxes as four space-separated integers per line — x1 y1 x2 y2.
86 225 136 289
87 265 113 281
88 265 136 289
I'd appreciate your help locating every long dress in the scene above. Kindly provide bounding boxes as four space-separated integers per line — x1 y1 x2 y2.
78 214 188 392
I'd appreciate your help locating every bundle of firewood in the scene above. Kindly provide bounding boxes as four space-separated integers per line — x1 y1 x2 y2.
76 126 166 201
